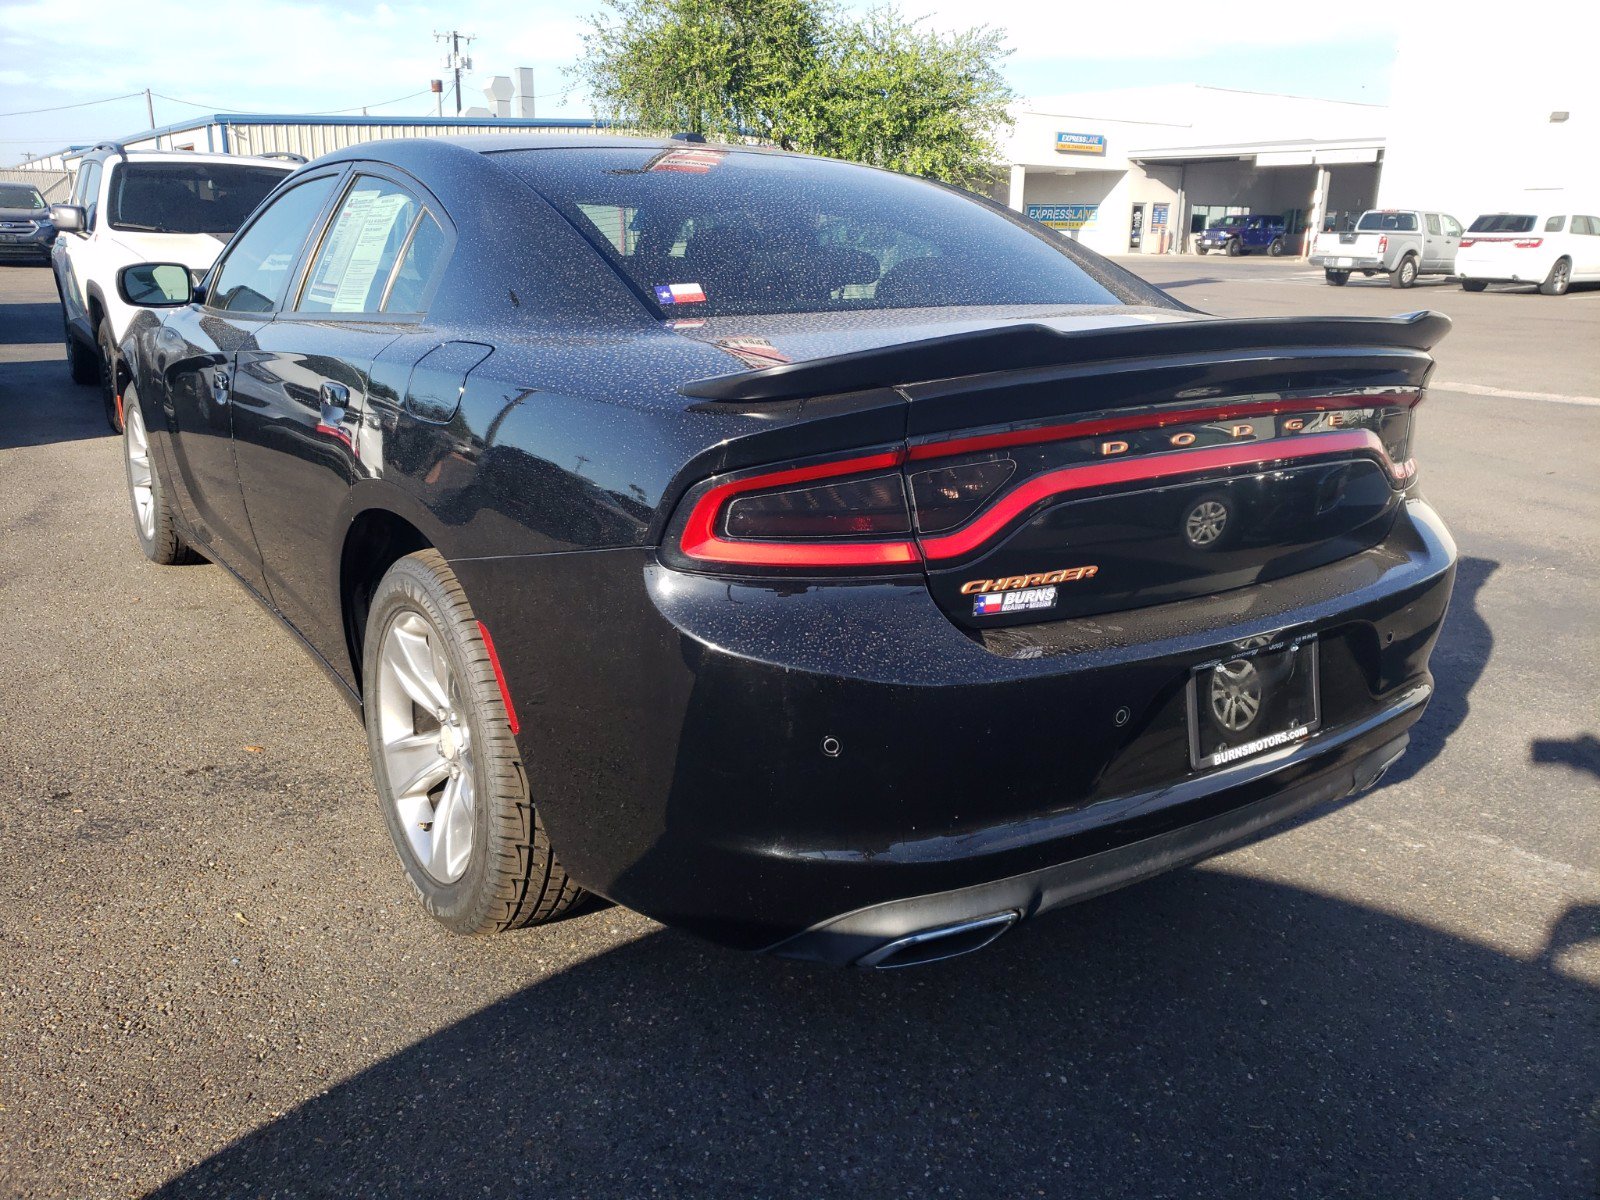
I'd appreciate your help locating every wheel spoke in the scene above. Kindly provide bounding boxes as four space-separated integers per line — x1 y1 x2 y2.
385 730 443 793
390 623 449 713
430 774 472 878
393 746 451 801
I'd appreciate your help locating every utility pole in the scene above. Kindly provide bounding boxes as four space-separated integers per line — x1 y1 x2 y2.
433 30 475 117
145 88 154 129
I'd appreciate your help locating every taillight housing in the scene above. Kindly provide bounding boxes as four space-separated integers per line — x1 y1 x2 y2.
664 391 1423 576
665 449 922 572
1514 238 1544 249
1458 237 1476 248
1378 234 1388 253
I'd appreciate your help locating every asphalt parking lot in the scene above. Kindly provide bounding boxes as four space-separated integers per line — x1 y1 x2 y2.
1 254 1596 1198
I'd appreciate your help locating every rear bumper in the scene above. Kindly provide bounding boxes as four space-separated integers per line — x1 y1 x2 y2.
769 711 1417 965
1311 254 1386 271
452 498 1456 952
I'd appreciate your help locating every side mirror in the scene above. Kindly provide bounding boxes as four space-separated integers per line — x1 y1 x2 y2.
118 262 194 308
50 204 86 233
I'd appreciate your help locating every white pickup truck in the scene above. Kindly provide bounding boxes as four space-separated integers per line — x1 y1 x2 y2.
50 142 296 430
1309 209 1465 288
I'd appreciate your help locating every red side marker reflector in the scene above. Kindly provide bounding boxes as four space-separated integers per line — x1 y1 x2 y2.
476 620 519 735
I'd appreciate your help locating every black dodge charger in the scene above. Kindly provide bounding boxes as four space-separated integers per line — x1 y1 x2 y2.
114 136 1456 967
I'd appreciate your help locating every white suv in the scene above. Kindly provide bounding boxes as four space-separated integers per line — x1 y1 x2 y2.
1456 210 1600 296
50 143 297 430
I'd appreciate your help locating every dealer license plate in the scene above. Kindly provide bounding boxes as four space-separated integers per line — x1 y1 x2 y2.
1187 638 1320 771
1335 257 1352 267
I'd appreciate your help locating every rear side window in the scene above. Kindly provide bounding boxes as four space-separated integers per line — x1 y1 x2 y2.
1468 214 1536 233
1357 212 1418 232
508 147 1119 317
297 176 446 315
1545 215 1566 233
210 175 338 314
1425 214 1441 235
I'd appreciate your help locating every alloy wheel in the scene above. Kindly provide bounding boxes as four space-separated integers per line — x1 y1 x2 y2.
125 403 155 542
376 610 475 883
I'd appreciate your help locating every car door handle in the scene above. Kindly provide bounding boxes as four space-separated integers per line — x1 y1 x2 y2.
212 370 230 406
319 380 350 422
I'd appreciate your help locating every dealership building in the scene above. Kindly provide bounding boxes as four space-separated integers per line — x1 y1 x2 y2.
994 84 1386 257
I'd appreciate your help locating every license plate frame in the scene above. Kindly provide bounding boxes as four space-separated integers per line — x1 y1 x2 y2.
1186 637 1321 771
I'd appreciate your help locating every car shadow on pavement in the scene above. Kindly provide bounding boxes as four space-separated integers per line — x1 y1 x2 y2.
0 299 109 450
1380 554 1496 788
147 870 1598 1198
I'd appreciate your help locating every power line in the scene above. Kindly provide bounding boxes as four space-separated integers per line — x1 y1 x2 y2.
0 92 144 119
151 89 434 117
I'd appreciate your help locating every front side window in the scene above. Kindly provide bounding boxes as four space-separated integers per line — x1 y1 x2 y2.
1357 212 1419 232
1468 214 1536 234
108 162 289 236
0 184 46 210
74 160 103 220
1444 215 1463 238
509 147 1120 317
1573 215 1599 236
210 175 338 314
297 176 438 314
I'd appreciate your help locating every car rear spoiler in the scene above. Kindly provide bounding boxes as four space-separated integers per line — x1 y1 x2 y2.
679 311 1452 403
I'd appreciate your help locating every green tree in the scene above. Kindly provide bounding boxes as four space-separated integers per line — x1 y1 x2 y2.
574 0 1014 187
576 0 830 146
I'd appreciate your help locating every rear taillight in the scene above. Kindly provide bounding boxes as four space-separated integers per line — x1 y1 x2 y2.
1514 238 1544 249
1378 235 1388 253
1459 237 1476 248
667 392 1422 574
672 450 920 570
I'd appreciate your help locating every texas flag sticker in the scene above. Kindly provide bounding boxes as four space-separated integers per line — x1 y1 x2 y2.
654 282 707 305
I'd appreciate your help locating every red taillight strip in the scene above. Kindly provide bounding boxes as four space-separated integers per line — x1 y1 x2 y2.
920 429 1391 562
679 449 921 567
905 391 1416 462
476 620 520 735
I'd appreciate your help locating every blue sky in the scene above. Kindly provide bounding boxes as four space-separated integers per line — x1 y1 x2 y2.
0 1 1398 163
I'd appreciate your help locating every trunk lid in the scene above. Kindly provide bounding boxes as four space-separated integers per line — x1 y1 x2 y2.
672 309 1446 630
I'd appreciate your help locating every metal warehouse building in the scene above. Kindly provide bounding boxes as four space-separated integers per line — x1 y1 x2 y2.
16 112 618 175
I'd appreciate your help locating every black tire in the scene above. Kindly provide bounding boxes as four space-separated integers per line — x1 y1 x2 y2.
1539 257 1571 296
1267 237 1284 257
97 318 122 433
364 550 583 935
1462 279 1488 292
1325 269 1350 286
1225 238 1242 257
1195 246 1207 255
65 320 98 384
123 384 198 566
1389 255 1418 288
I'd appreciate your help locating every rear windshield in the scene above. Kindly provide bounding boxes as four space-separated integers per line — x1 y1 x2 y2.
1468 214 1537 233
108 162 291 235
0 184 45 210
1357 212 1418 232
507 147 1119 317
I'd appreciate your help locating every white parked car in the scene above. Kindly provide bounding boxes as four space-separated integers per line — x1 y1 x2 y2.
49 142 297 429
1456 210 1600 296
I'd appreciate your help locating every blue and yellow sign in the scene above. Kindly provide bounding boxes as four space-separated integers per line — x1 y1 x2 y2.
1055 132 1106 156
1027 203 1099 231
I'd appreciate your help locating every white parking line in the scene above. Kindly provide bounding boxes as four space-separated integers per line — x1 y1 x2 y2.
1432 381 1600 408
